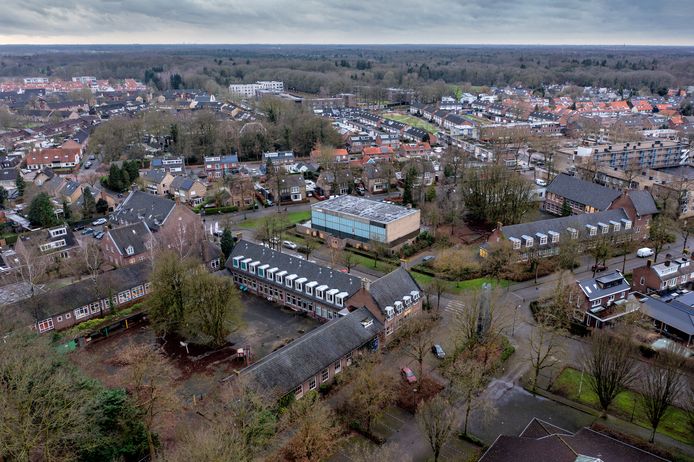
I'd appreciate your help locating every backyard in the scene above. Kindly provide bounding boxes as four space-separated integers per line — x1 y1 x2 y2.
383 112 439 135
237 210 311 229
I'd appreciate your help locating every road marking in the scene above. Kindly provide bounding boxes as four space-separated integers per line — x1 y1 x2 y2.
445 299 466 315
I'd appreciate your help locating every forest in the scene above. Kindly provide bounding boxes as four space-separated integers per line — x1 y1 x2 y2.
1 45 693 101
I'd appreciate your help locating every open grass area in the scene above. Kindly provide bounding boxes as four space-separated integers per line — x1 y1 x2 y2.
409 272 509 293
552 367 694 444
383 113 439 134
237 210 311 229
350 252 396 273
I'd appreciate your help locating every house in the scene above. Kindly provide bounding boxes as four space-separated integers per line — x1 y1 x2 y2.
169 176 206 205
483 209 633 260
316 169 353 197
263 151 295 165
362 146 394 161
271 175 306 203
57 180 83 205
11 262 151 333
574 270 637 327
14 224 80 262
375 133 400 149
632 257 694 294
102 222 153 267
150 156 185 174
607 190 659 239
110 190 203 253
479 417 667 462
141 169 174 196
204 155 239 180
25 145 81 170
543 173 622 216
637 293 694 347
362 163 391 194
309 195 420 247
310 148 350 164
0 167 18 189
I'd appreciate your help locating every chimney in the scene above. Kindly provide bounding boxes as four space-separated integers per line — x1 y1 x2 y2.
665 260 671 267
496 221 503 230
361 278 371 292
646 259 652 268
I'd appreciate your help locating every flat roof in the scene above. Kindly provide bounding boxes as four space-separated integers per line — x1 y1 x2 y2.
312 195 418 224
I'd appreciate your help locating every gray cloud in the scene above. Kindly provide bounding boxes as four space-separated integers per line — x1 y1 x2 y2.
0 0 691 45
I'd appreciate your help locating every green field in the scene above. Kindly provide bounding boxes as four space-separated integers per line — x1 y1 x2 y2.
383 113 439 135
409 272 509 294
237 210 311 229
552 367 693 444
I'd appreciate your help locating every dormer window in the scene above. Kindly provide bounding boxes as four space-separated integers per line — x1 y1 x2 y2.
621 219 632 230
567 227 578 239
267 267 278 281
316 285 328 299
509 237 521 250
336 292 348 307
249 261 259 274
257 264 269 278
385 306 395 319
49 227 67 238
286 274 297 288
326 288 339 304
295 277 307 292
522 235 533 248
411 290 420 301
125 245 135 256
276 270 287 284
610 220 621 232
598 222 609 234
306 281 318 296
240 258 252 271
403 295 412 307
232 256 242 268
548 231 559 243
586 224 597 237
536 233 547 245
394 301 404 313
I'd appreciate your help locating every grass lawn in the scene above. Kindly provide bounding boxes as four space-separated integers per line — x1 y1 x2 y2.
237 210 311 229
409 272 509 294
350 252 396 273
383 113 439 135
552 367 694 444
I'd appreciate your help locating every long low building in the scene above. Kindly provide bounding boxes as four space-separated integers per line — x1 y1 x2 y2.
309 195 421 247
8 262 151 333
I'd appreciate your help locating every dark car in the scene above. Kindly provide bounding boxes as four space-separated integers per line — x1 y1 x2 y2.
94 231 105 240
73 225 85 232
81 227 94 236
432 344 445 359
591 264 608 273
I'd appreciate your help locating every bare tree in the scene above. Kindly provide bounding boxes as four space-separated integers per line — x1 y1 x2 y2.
114 344 179 460
638 348 685 442
416 394 459 462
392 315 435 379
13 243 50 329
584 331 638 416
482 240 514 283
299 234 320 260
452 286 507 353
527 321 564 394
344 441 411 462
81 240 106 316
427 277 447 313
446 360 493 436
340 248 358 273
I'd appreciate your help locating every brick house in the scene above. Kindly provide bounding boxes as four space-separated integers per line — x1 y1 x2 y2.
103 221 153 267
204 154 239 180
141 169 174 196
10 262 151 334
574 271 637 327
543 173 621 216
15 225 80 263
607 190 659 240
316 169 353 197
169 176 207 205
270 174 306 204
632 257 694 294
362 163 391 194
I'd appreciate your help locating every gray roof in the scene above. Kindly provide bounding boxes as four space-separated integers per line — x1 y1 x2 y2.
142 169 169 184
312 195 419 224
107 221 151 257
18 225 78 255
369 266 422 312
241 307 382 396
10 262 151 320
639 296 694 336
500 208 630 242
111 190 176 230
628 190 659 216
226 240 362 300
546 173 621 210
61 180 81 196
577 270 630 301
170 175 196 191
0 168 18 182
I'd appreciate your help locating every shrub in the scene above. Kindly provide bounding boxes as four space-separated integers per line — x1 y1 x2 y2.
639 344 657 358
200 206 238 215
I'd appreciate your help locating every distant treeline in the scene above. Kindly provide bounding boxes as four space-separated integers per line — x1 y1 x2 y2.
0 45 692 100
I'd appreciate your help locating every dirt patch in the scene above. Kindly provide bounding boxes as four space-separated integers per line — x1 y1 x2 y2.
397 376 445 414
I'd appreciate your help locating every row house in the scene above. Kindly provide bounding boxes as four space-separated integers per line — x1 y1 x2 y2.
380 119 407 134
574 271 637 328
25 145 81 170
632 257 694 294
397 142 432 158
204 154 239 180
263 151 295 165
271 174 306 203
347 134 375 153
483 208 634 261
442 114 477 138
150 156 185 174
12 262 152 333
310 147 350 163
355 111 382 127
403 127 432 143
375 133 401 149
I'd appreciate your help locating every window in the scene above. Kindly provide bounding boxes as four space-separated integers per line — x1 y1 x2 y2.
125 245 135 256
309 378 316 390
549 231 559 243
640 277 645 285
65 312 71 319
346 351 353 365
57 315 63 322
258 267 265 278
37 318 54 333
321 369 329 382
75 306 90 319
232 256 242 268
539 235 547 245
592 299 602 307
587 225 597 237
294 385 303 398
334 361 341 374
510 238 521 250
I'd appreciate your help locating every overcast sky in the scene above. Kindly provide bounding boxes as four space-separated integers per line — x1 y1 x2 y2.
1 0 692 45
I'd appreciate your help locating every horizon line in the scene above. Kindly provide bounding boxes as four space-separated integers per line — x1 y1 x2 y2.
1 42 694 48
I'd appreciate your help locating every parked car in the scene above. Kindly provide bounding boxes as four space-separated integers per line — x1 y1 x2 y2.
432 344 446 359
88 154 96 161
637 247 654 258
591 263 608 273
283 240 298 250
422 255 436 263
94 231 105 240
81 227 94 235
400 367 417 384
535 178 547 187
92 218 107 226
73 225 85 232
84 161 92 169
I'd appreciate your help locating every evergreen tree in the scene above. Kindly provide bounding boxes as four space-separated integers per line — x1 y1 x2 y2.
27 192 58 227
95 198 109 214
62 199 72 221
0 186 7 206
108 164 123 191
220 227 234 260
15 175 25 196
123 160 139 182
561 198 572 216
82 187 96 219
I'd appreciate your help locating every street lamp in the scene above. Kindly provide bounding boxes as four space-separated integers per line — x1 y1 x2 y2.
512 304 521 336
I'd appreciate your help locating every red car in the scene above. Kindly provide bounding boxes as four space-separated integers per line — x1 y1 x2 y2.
400 367 417 384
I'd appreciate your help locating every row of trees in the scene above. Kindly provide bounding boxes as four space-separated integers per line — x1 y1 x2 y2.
105 160 139 192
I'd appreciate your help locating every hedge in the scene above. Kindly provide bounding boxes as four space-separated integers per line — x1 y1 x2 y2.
200 206 238 215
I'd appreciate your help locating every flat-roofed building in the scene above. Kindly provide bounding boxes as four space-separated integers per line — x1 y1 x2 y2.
310 195 420 247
